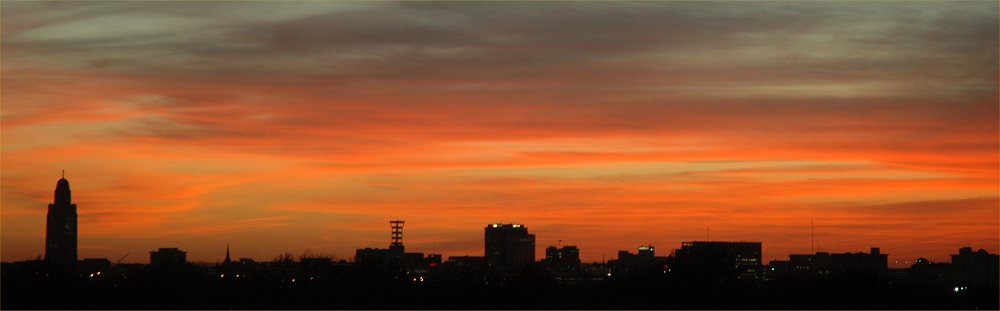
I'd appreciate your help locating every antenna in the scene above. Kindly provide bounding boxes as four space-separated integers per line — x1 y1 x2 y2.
62 170 65 178
116 253 130 264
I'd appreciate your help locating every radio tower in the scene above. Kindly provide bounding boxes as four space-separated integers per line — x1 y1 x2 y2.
390 220 405 251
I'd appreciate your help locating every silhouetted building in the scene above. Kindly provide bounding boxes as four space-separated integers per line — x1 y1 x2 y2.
770 247 886 279
438 256 489 283
485 223 535 272
213 253 258 278
45 173 78 267
544 246 581 265
908 257 951 284
300 257 333 269
446 255 487 266
609 245 668 275
542 245 582 275
402 252 441 276
356 220 409 264
78 258 111 276
789 252 832 275
951 246 999 288
150 248 187 267
355 220 440 277
673 241 762 280
218 245 236 276
764 259 790 280
582 261 612 279
356 247 403 263
830 247 887 276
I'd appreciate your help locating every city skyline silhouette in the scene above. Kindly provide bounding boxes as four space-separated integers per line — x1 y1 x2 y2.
2 1 998 309
8 173 996 268
2 174 997 309
12 173 998 275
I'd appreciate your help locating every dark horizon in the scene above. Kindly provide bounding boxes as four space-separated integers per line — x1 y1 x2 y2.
3 176 988 268
3 182 998 309
3 145 999 310
7 175 994 268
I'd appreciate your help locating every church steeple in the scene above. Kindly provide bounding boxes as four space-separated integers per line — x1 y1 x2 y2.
224 244 232 264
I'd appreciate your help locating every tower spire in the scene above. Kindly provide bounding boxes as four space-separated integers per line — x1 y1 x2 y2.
224 244 231 263
46 173 78 267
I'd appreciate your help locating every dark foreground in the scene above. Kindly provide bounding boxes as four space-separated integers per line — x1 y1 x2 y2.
2 262 997 310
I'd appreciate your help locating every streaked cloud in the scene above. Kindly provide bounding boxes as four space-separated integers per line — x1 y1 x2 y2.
2 1 996 265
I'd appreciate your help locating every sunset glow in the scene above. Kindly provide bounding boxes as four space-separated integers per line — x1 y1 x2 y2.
2 1 997 267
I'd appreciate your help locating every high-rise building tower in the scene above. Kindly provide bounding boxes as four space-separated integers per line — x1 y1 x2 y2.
45 172 78 266
484 223 535 271
390 220 405 252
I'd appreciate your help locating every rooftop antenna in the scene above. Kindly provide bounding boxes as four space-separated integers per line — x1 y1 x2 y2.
62 169 65 178
116 253 130 265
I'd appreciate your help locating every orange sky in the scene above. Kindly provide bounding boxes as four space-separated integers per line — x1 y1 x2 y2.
2 2 998 267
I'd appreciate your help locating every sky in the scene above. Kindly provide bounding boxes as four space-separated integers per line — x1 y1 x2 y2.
1 1 997 267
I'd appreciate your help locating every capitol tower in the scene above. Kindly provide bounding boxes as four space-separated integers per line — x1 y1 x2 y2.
45 172 78 267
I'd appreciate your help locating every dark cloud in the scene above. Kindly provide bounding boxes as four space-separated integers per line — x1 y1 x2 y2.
7 1 995 93
827 197 999 216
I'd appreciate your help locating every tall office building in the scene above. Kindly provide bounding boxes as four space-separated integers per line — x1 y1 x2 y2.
485 223 535 271
45 173 78 267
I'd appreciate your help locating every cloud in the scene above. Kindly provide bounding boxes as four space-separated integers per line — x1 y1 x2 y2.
2 1 996 263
